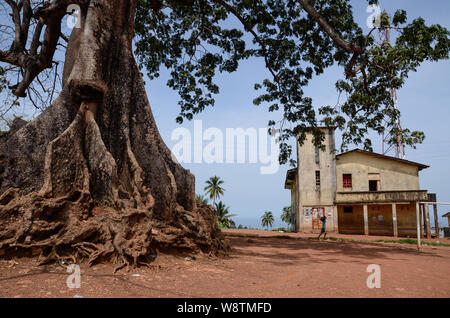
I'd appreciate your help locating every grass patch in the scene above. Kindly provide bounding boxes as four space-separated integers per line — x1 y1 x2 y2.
307 236 356 242
375 239 450 247
225 232 450 247
224 233 292 240
309 236 450 247
271 228 293 233
223 233 259 239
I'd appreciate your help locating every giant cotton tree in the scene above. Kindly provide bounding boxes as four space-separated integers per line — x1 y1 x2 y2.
0 0 448 269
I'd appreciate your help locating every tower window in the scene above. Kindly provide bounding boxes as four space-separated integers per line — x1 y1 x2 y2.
343 174 352 188
315 146 320 164
315 171 320 190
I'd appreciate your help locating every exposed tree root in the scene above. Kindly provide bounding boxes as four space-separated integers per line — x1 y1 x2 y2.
0 102 225 270
0 190 150 267
0 191 225 271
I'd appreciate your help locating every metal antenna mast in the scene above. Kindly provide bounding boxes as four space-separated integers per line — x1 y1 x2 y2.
380 12 406 159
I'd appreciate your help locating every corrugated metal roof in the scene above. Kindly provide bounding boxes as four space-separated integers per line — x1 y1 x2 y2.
336 149 429 171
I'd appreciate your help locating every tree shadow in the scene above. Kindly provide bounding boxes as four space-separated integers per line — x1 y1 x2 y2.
0 264 200 297
226 236 443 267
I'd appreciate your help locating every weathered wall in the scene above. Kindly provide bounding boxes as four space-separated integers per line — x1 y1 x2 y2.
299 205 337 233
296 128 337 232
336 152 420 192
337 203 418 237
335 190 428 204
367 204 393 236
290 178 298 232
337 205 365 234
297 128 337 206
396 204 419 237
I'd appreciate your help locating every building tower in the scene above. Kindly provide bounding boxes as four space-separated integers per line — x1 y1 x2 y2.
295 127 338 233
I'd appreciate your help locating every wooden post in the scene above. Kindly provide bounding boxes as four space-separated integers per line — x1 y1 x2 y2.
433 204 439 239
419 204 424 238
416 202 421 250
392 203 398 237
363 204 369 236
424 204 431 239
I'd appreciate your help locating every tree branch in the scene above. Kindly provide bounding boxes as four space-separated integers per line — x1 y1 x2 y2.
297 0 365 79
298 0 363 54
0 0 79 97
211 0 281 86
5 0 22 52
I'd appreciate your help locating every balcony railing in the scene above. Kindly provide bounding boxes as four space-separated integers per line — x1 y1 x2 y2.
335 190 428 204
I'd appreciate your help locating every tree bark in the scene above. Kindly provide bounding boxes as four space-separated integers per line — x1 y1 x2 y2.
0 0 225 270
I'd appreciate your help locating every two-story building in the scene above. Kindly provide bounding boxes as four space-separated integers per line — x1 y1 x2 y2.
285 127 434 237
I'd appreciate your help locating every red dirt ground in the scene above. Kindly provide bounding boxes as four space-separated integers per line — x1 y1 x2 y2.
1 229 449 298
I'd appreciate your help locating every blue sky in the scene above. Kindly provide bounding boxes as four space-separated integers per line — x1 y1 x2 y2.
146 0 450 229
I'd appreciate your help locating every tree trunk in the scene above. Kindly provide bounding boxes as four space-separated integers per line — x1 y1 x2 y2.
0 0 225 270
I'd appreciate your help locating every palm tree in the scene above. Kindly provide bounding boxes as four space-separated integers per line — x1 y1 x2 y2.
214 201 236 228
261 211 274 230
281 206 293 226
196 194 209 205
204 176 225 205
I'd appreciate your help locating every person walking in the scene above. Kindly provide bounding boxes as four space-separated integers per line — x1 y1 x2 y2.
318 215 327 239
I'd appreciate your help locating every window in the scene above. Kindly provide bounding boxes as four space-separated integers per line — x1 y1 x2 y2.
344 206 353 213
369 180 378 192
315 146 320 164
315 171 320 190
343 174 352 188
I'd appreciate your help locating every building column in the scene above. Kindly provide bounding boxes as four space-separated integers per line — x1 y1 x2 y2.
433 204 439 239
424 204 431 239
392 203 398 237
363 204 369 236
419 204 424 237
333 205 339 233
415 202 421 249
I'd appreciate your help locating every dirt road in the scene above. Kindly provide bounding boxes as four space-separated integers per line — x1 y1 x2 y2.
1 231 449 298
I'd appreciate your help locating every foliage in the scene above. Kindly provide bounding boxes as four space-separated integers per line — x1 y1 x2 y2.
214 201 236 228
281 206 294 226
196 194 209 204
0 66 8 95
134 0 450 164
0 1 448 164
320 12 449 152
204 175 225 204
261 210 274 230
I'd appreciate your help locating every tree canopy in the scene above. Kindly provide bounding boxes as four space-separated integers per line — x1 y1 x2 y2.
214 201 236 228
204 175 225 204
1 0 449 164
281 206 294 226
261 210 274 230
